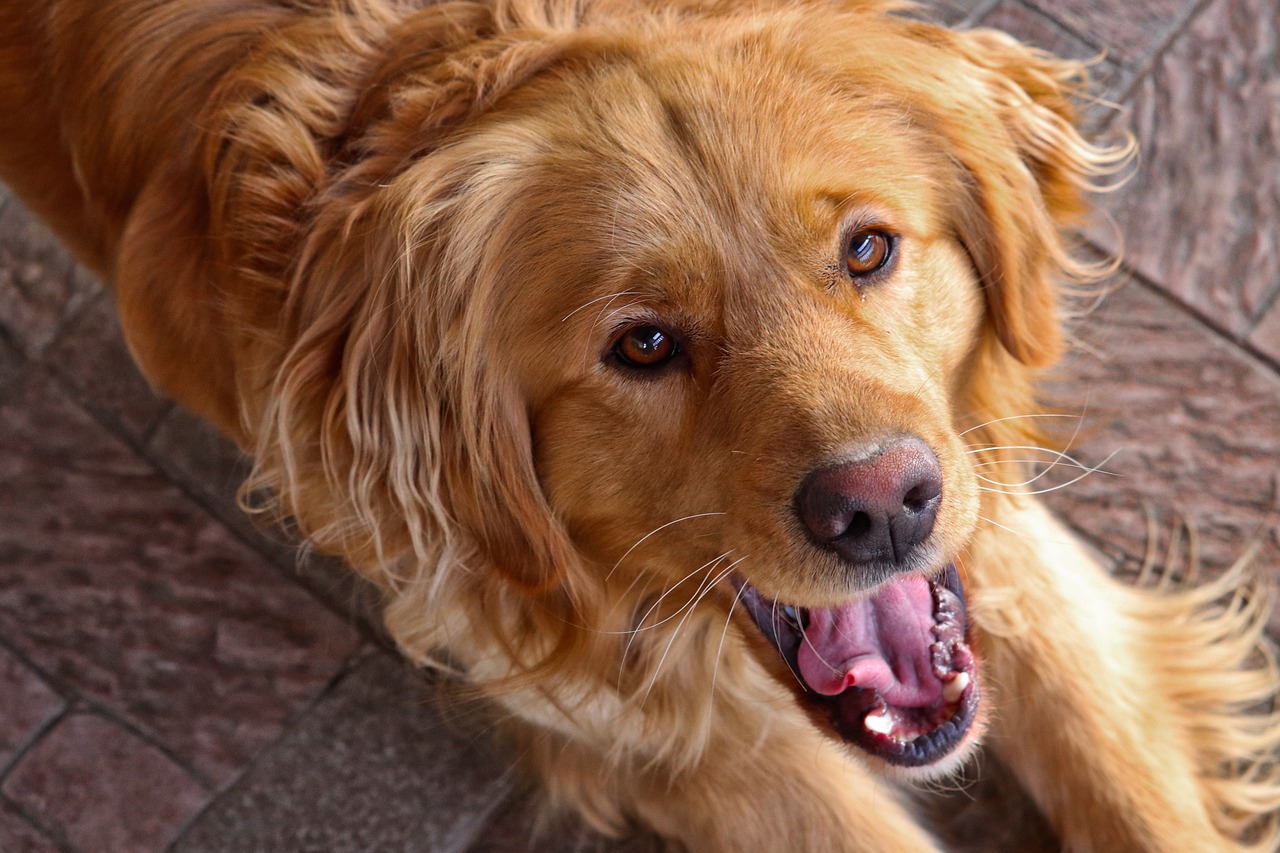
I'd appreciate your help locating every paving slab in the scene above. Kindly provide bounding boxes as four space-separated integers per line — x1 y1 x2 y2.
1089 0 1280 338
3 712 207 853
977 0 1128 130
0 375 362 787
0 646 64 771
145 406 394 641
45 291 171 442
172 652 516 853
147 407 251 511
462 790 665 853
1044 277 1280 582
0 799 61 853
1251 301 1280 366
1021 0 1197 66
0 195 98 357
915 0 998 27
0 334 22 399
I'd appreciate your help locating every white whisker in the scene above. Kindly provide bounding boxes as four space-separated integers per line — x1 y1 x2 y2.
607 512 726 581
959 412 1082 437
796 602 843 679
620 552 732 680
963 444 1092 463
977 513 1079 547
708 578 748 707
625 553 734 637
767 598 809 692
560 290 641 323
641 557 748 706
977 448 1122 496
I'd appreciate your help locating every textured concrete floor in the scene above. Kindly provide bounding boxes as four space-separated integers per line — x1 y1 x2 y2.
1 0 1278 850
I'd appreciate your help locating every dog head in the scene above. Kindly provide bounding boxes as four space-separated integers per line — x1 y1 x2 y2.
239 0 1123 775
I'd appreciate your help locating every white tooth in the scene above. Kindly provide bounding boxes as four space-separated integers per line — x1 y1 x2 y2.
863 707 894 735
943 671 971 703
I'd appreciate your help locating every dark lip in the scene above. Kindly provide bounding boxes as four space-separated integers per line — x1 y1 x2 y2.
732 564 979 767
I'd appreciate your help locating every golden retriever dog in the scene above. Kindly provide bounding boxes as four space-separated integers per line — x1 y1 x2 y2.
1 0 1277 849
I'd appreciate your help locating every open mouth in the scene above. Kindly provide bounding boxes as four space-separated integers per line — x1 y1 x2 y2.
735 565 978 767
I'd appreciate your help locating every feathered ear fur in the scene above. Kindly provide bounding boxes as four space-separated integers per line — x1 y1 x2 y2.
263 188 581 596
218 2 594 594
929 28 1131 368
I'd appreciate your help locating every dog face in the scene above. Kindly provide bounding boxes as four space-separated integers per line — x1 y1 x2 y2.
493 27 994 769
260 1 1099 778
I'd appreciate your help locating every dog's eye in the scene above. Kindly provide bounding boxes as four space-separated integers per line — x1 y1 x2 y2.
845 228 894 278
612 325 679 369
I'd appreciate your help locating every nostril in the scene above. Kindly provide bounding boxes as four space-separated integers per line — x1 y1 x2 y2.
793 436 943 568
846 511 872 539
903 480 941 514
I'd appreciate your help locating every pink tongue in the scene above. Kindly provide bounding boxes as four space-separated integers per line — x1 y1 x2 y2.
797 575 942 708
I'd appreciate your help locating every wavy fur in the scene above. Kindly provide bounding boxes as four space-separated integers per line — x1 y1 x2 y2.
0 1 1275 850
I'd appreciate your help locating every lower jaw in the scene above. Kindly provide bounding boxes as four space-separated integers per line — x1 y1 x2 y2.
826 669 981 770
734 565 980 770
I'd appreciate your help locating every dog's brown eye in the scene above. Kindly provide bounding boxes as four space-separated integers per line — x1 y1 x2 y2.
845 228 894 278
613 325 678 369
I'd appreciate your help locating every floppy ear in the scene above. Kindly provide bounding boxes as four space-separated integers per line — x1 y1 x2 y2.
934 29 1130 368
253 160 580 596
221 4 586 594
440 372 581 594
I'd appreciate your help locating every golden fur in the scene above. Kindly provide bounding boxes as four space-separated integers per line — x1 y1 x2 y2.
1 0 1278 849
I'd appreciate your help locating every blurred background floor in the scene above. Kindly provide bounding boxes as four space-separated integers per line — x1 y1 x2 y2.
1 0 1278 850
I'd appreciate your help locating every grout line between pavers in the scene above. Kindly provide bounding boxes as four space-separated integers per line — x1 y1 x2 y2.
1246 287 1280 340
1109 0 1222 107
993 0 1108 56
0 696 71 790
0 621 218 794
70 699 218 792
441 770 522 853
15 690 217 797
2 367 400 800
1082 237 1280 381
160 645 389 853
0 789 78 853
45 285 107 357
31 358 390 647
959 0 1001 27
24 359 273 563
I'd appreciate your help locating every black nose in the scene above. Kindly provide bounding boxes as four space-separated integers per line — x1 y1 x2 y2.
794 437 943 567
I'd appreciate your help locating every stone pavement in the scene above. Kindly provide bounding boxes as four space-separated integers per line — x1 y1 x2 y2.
1 0 1277 850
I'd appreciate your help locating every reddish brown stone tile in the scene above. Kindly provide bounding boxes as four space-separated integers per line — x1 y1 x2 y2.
464 792 663 853
45 293 170 440
0 800 60 853
146 406 390 641
978 1 1126 127
981 1 1100 61
1249 301 1280 366
3 712 207 853
1022 0 1196 66
0 194 98 356
917 0 997 27
0 647 64 770
0 376 362 785
1090 0 1280 336
1043 279 1280 580
0 335 22 398
147 406 252 511
172 653 515 853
